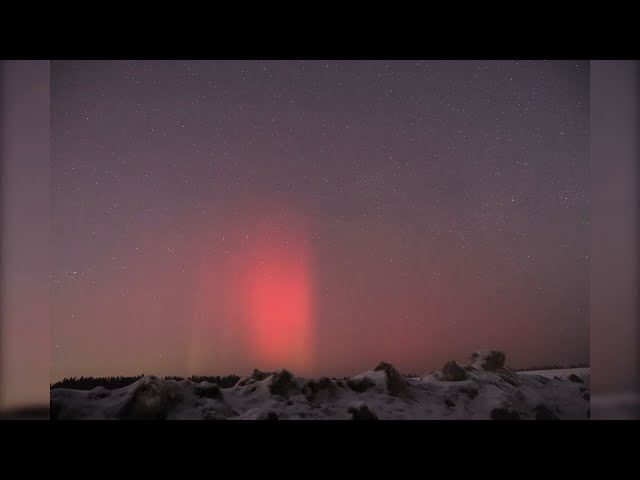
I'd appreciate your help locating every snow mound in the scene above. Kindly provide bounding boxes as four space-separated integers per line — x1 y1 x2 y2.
50 350 590 420
468 350 506 371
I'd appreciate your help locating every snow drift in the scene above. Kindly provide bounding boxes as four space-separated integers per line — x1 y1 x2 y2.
50 349 590 420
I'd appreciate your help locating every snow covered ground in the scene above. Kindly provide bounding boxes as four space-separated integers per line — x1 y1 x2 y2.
518 368 590 379
51 350 590 420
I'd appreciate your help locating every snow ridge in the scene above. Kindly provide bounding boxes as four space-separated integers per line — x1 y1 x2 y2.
51 350 590 420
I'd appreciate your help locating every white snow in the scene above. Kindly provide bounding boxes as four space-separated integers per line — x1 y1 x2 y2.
51 356 591 420
518 368 590 379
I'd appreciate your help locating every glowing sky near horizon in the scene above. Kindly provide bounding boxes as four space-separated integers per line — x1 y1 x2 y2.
50 60 589 381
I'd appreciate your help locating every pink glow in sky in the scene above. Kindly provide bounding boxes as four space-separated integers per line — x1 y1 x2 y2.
49 61 590 383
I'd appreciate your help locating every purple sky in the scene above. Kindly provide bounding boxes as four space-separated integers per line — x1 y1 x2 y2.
1 60 50 408
49 60 589 382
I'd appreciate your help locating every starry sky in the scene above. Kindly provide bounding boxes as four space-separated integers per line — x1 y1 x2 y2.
50 60 589 381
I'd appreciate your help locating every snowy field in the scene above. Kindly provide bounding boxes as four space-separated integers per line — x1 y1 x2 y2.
518 368 590 379
51 350 590 420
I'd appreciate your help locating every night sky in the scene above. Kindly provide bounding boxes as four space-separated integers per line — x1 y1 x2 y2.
50 60 589 381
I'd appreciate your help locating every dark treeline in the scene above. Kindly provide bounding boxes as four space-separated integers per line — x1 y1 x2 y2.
50 374 241 391
163 375 240 388
50 375 145 391
514 362 590 372
50 363 590 391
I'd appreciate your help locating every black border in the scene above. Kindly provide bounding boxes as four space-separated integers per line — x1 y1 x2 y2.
2 13 639 60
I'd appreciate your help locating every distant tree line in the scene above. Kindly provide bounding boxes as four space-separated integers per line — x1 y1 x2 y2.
513 362 589 372
50 374 241 391
163 375 240 388
50 375 145 391
50 363 589 391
